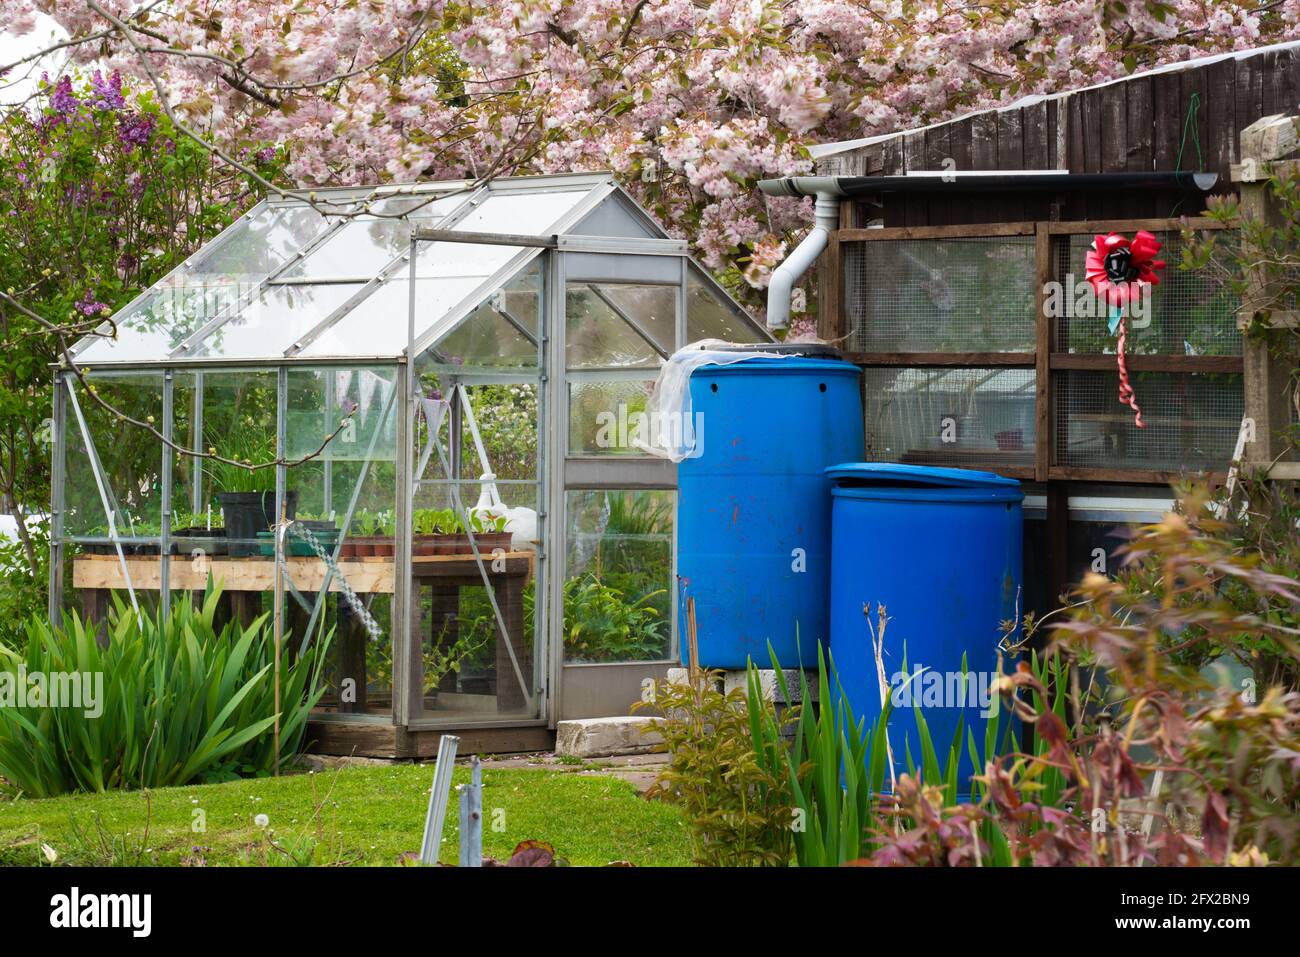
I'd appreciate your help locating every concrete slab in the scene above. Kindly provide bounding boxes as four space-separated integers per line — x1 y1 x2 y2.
555 716 666 758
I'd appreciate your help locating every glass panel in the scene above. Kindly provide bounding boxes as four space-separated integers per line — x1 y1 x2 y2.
861 366 1037 469
566 284 661 369
570 197 657 238
434 305 537 368
412 238 520 279
78 203 331 363
197 371 279 557
285 366 399 720
198 203 330 276
564 490 673 663
1054 232 1242 356
455 383 540 482
456 188 589 234
192 283 363 359
594 284 675 353
425 259 541 369
410 374 543 720
568 376 656 454
843 236 1037 352
285 367 398 462
64 372 164 540
565 252 681 283
369 192 469 218
1054 370 1243 471
298 276 486 357
499 261 542 337
284 194 466 279
79 287 237 363
688 270 763 344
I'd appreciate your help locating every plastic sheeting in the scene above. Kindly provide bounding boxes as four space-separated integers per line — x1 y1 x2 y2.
636 339 785 461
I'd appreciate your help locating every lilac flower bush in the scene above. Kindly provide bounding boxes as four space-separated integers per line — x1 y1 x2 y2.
0 72 274 597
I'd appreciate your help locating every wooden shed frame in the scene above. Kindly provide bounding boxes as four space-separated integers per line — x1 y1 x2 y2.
825 215 1240 488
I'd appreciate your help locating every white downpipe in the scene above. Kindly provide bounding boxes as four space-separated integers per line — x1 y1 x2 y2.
765 192 841 331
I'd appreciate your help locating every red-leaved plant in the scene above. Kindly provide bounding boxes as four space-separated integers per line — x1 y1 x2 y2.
859 487 1300 867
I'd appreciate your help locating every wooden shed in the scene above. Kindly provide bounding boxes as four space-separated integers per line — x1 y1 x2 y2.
805 40 1300 616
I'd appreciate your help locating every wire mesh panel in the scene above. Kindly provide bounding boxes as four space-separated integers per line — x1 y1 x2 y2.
1052 231 1241 356
843 236 1037 353
1054 370 1242 471
862 366 1037 468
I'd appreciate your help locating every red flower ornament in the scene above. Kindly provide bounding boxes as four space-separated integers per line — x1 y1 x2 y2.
1084 231 1167 429
1085 230 1166 306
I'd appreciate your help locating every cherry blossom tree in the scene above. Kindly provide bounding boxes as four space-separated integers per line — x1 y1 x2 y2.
3 0 1297 311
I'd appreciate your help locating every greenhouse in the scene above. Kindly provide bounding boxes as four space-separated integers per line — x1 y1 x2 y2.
51 171 767 754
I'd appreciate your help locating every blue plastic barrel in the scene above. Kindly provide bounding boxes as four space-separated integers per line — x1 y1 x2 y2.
826 463 1023 798
677 354 863 669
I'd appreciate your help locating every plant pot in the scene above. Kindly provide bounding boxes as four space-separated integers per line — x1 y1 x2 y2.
476 531 513 553
371 537 395 558
293 520 340 556
338 540 358 560
219 490 297 558
172 527 228 557
412 535 439 557
257 528 340 557
444 532 512 555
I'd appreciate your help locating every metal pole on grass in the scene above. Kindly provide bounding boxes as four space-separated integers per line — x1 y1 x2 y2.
420 734 459 865
458 755 483 867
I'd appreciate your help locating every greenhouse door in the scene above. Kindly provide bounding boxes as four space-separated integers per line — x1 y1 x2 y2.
552 252 685 720
404 259 549 729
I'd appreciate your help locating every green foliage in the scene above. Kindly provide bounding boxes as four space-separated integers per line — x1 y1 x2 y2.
0 521 52 624
469 511 508 534
351 509 383 537
560 574 667 662
204 429 278 494
410 507 507 535
1049 489 1300 865
603 491 672 540
1183 171 1300 398
746 639 1024 867
421 620 490 695
1132 477 1300 689
412 508 442 535
636 670 793 866
0 73 264 551
0 583 331 797
747 643 885 866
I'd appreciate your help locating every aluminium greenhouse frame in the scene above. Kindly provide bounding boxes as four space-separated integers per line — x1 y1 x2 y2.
51 172 768 747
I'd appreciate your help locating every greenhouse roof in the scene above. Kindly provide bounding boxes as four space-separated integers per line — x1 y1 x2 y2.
74 171 696 365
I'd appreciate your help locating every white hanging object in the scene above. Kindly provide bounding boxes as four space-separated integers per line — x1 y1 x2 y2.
457 385 538 551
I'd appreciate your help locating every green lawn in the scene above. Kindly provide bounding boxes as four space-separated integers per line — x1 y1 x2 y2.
0 764 691 867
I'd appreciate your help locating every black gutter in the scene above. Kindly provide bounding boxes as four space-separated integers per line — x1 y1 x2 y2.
758 171 1218 197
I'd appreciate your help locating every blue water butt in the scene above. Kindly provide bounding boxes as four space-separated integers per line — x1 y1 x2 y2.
826 463 1023 798
677 352 863 670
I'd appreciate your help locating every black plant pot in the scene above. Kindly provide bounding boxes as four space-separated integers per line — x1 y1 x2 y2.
218 491 297 557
